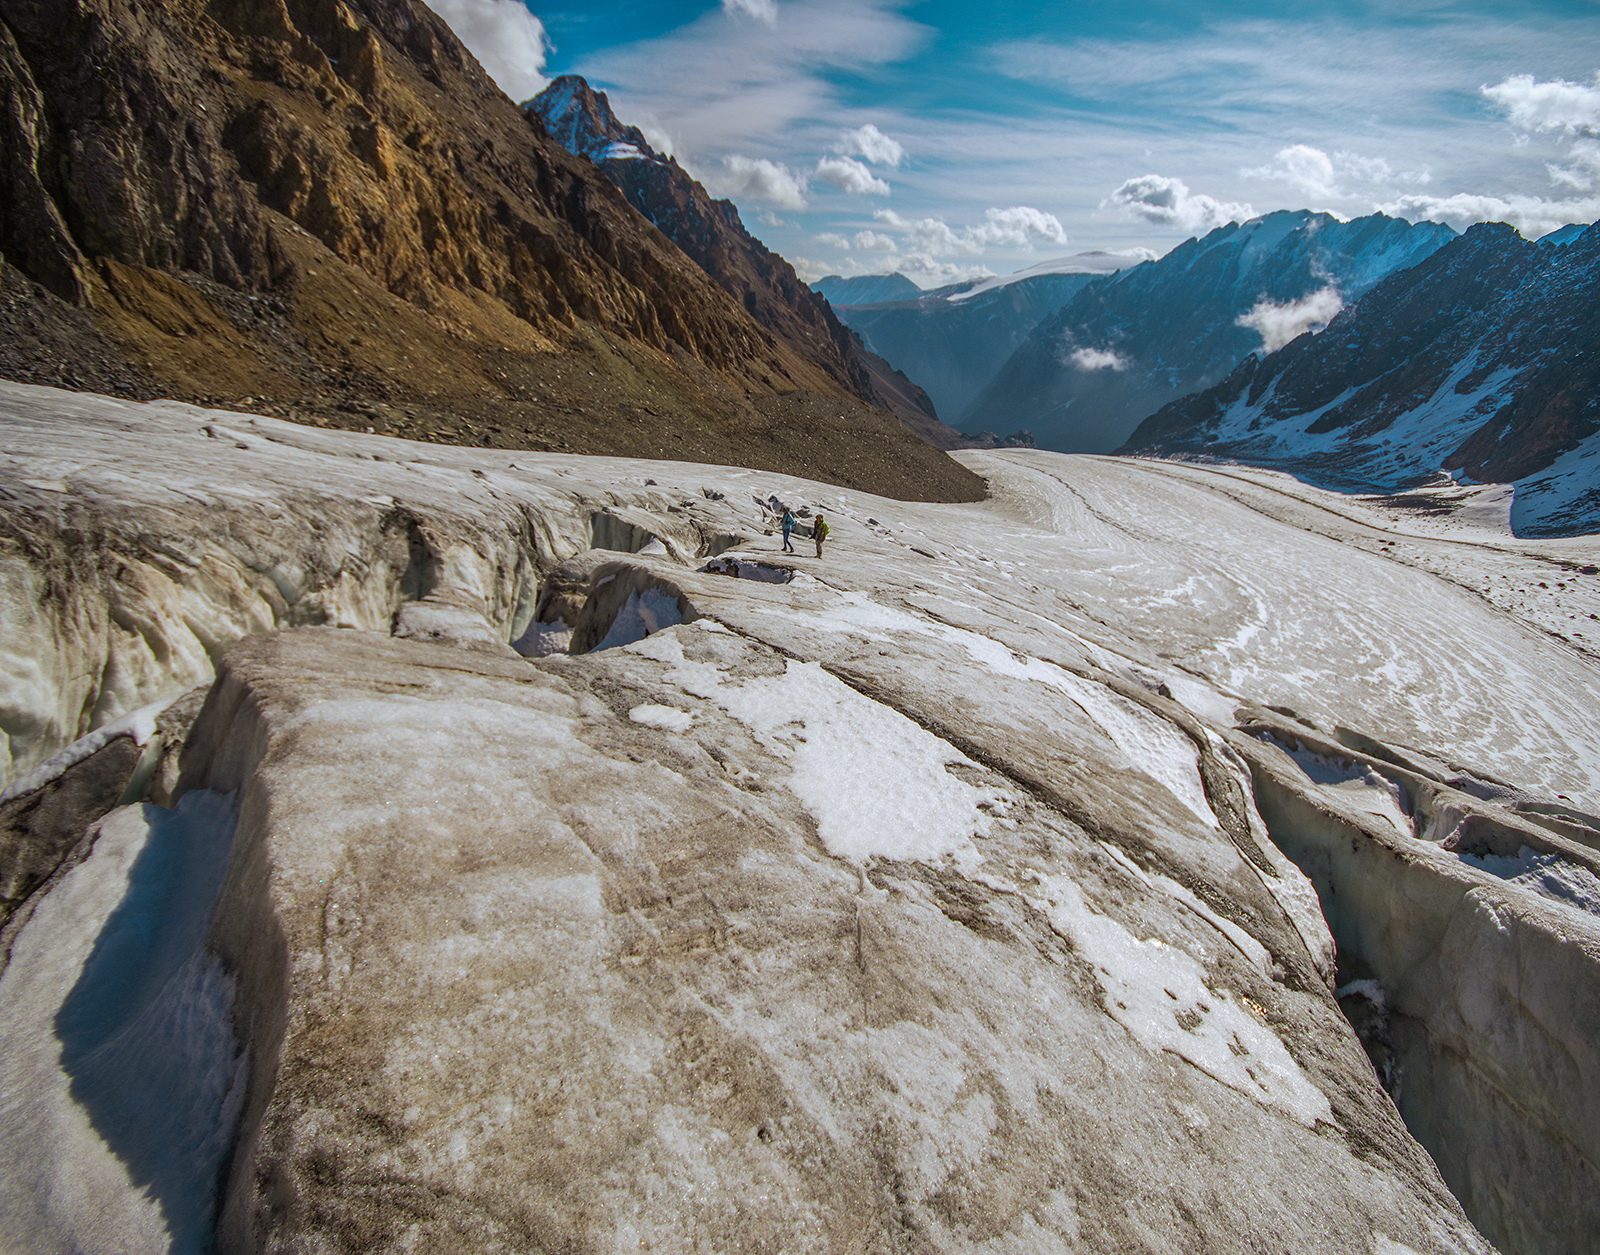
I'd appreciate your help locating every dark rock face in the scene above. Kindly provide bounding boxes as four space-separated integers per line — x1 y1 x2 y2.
0 0 982 501
526 75 959 444
963 211 1457 453
1124 223 1600 536
827 272 1101 421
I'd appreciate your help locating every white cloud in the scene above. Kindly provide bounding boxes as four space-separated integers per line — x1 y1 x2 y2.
427 0 549 102
710 156 809 210
1236 286 1344 354
1381 191 1600 239
837 123 905 167
970 205 1068 247
814 232 851 248
1066 347 1128 372
815 155 891 196
854 230 896 251
1482 73 1600 138
722 0 779 25
1243 145 1338 198
873 206 1065 255
1106 175 1254 233
1241 145 1432 202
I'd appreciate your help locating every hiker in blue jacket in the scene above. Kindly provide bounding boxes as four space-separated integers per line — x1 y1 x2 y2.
780 509 796 553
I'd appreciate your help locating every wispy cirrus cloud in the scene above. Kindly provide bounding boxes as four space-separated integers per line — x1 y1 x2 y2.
575 0 931 158
722 0 779 26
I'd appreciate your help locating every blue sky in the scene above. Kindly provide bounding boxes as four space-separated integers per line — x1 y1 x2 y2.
432 0 1600 286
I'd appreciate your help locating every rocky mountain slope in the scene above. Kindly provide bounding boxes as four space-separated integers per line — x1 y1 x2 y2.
963 212 1457 453
0 0 979 500
1123 222 1600 538
10 382 1600 1251
526 75 959 448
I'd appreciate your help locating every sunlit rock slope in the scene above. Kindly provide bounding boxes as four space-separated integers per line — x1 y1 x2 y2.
4 381 1600 1253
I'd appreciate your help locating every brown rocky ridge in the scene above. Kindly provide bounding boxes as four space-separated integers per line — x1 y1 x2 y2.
0 0 982 501
526 74 964 450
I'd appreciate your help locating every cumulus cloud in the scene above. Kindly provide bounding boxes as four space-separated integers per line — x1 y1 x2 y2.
1243 144 1338 198
1483 73 1600 138
837 123 905 167
1482 73 1600 194
1242 144 1432 202
427 0 549 101
970 205 1068 247
814 232 851 248
710 156 809 210
1236 286 1344 354
1106 175 1254 233
873 206 1066 255
854 230 896 251
722 0 778 25
815 155 891 196
1066 347 1128 372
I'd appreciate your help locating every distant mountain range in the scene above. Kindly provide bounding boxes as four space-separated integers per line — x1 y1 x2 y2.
811 273 924 306
812 254 1145 421
962 211 1458 453
527 76 963 449
1124 221 1600 537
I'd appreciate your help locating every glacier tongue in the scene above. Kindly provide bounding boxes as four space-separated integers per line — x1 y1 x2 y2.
4 380 1599 1252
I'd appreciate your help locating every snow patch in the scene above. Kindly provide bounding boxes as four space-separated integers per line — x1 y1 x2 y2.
628 704 694 733
631 629 1002 865
1460 844 1600 918
1032 872 1332 1127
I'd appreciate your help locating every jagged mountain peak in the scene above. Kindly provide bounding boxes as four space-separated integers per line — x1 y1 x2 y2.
527 74 660 165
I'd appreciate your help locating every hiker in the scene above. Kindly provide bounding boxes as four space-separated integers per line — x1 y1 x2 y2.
813 513 829 557
780 508 796 553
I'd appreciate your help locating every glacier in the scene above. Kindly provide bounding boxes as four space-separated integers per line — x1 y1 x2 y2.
2 380 1599 1253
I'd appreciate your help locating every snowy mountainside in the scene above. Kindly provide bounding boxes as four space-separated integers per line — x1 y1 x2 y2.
525 77 956 446
816 256 1145 422
942 249 1155 302
2 384 1600 1252
810 272 924 305
1125 221 1600 538
962 211 1458 454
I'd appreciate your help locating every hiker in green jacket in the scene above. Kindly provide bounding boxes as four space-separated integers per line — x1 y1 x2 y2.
813 513 829 557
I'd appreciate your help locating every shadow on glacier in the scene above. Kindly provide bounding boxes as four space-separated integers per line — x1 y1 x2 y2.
54 791 247 1254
